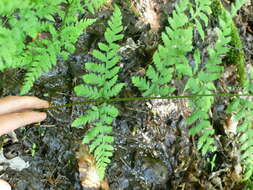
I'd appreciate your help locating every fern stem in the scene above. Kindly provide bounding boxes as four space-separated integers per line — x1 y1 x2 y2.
39 93 253 111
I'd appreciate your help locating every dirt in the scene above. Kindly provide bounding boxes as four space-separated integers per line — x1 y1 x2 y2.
0 0 252 189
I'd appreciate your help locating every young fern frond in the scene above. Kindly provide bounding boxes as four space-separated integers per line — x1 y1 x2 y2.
72 6 124 180
82 104 118 179
72 103 118 179
132 0 192 96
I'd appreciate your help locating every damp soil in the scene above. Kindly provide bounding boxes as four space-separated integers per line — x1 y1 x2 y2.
0 0 253 190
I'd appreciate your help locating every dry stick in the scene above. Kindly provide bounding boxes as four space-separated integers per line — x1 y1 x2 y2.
38 93 253 111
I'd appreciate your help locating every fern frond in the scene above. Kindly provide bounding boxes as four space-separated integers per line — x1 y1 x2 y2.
184 10 232 155
72 6 123 180
72 106 99 127
78 103 118 180
20 7 94 94
59 18 96 60
226 66 253 180
20 40 57 94
75 5 124 100
0 0 95 94
227 98 253 180
132 0 192 96
0 27 26 70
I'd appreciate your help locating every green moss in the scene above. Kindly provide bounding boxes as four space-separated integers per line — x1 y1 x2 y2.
211 0 246 86
228 23 246 84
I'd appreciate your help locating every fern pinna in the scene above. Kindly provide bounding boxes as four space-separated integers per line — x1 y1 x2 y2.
72 6 124 180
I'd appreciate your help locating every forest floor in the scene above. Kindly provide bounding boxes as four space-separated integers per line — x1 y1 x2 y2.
0 0 253 189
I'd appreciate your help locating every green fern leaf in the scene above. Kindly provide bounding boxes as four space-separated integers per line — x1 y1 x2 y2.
132 0 192 96
132 77 150 92
1 1 96 94
80 104 118 180
183 9 233 155
74 85 100 99
72 6 123 180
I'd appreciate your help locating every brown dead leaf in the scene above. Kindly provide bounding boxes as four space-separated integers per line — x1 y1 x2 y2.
76 144 109 190
222 115 238 135
135 0 161 32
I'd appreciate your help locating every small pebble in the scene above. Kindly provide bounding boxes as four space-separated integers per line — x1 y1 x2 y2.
0 179 11 190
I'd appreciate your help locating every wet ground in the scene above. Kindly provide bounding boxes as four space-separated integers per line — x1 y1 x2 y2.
0 0 253 189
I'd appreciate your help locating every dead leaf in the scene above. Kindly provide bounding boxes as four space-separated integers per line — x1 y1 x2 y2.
76 144 109 190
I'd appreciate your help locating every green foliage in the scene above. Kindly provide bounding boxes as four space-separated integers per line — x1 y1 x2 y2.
211 0 247 86
132 0 226 155
131 0 248 165
72 104 118 179
227 98 253 180
0 0 30 15
189 0 212 40
231 0 249 17
244 177 253 190
72 6 124 180
1 0 252 184
226 67 253 181
132 0 192 96
228 23 246 85
185 11 232 155
210 0 252 180
0 0 96 94
74 6 124 100
84 0 108 14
